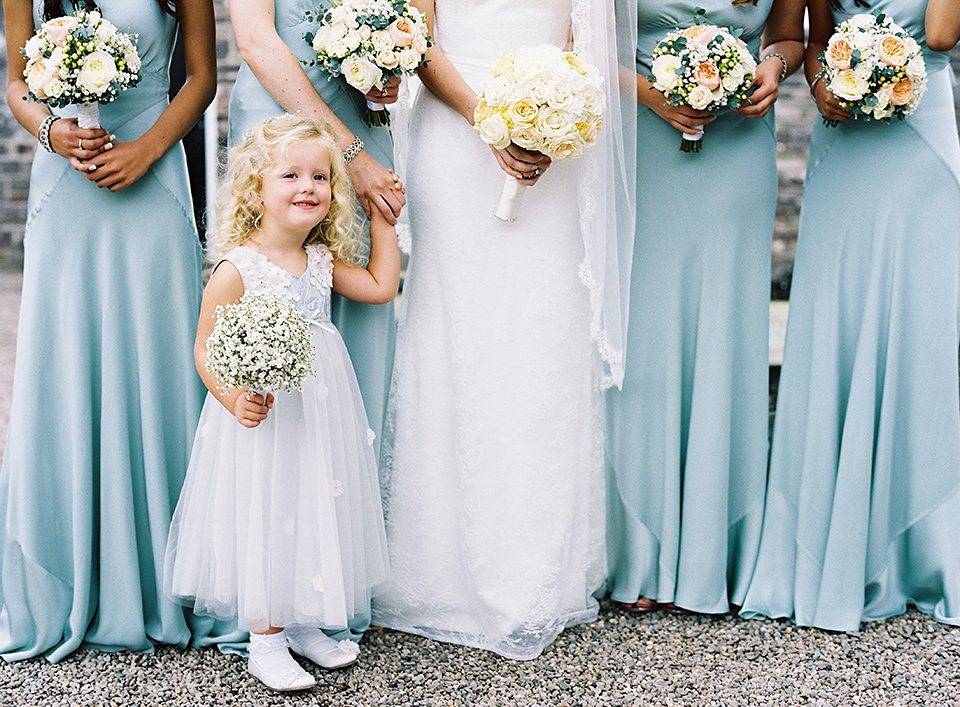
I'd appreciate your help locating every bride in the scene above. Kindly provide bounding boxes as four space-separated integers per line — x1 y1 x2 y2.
372 0 635 659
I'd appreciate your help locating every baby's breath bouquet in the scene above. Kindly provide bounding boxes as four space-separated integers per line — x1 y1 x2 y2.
206 294 315 396
304 0 432 126
473 44 605 221
817 13 926 127
21 7 141 129
649 12 756 153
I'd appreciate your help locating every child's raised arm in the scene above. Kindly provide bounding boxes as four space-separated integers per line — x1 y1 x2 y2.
195 262 274 427
332 207 401 304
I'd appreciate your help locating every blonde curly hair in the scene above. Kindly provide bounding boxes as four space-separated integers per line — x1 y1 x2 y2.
209 113 364 265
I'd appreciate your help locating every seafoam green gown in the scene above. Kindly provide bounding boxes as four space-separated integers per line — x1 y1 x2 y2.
226 0 396 639
605 0 775 613
741 0 960 631
0 0 242 662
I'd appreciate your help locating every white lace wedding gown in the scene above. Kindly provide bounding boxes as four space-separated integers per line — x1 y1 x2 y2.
372 0 606 660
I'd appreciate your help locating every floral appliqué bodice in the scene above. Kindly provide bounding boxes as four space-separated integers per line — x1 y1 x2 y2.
222 244 334 325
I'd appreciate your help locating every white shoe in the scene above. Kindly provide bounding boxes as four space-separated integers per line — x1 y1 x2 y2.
286 626 360 670
248 632 316 692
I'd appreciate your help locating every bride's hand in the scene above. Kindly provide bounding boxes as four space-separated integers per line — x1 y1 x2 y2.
638 81 714 137
490 143 551 185
364 75 402 105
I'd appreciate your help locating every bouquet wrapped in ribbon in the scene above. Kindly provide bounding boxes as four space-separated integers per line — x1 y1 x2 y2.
817 13 926 126
21 7 141 129
305 0 431 126
473 44 605 222
649 18 756 153
206 294 316 396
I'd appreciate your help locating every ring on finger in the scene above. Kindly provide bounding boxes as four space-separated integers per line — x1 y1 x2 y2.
79 138 83 150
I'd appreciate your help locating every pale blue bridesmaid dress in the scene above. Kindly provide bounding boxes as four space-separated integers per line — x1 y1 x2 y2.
605 0 775 613
741 0 960 631
0 0 242 662
226 0 396 639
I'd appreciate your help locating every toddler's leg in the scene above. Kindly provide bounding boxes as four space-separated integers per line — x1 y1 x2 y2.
247 629 317 692
286 624 361 670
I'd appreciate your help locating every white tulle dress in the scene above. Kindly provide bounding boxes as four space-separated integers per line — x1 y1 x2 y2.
165 244 389 633
371 0 607 660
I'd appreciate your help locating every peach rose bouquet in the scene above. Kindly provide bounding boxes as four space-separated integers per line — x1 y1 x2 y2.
473 45 605 221
649 15 756 153
817 13 926 126
304 0 431 126
21 8 141 129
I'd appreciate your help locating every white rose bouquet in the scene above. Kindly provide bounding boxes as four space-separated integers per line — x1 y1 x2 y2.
649 16 756 153
473 45 605 221
816 13 926 127
304 0 431 127
21 8 141 129
205 294 316 397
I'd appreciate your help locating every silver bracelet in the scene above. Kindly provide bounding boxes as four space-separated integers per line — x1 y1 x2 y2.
809 73 824 97
765 52 788 83
342 136 363 163
37 114 60 153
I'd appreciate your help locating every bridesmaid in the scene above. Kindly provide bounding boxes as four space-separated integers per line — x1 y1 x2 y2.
0 0 239 660
606 0 804 615
741 0 960 631
226 0 405 640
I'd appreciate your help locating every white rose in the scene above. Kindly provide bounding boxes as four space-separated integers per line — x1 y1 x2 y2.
852 31 874 51
829 69 869 101
651 54 680 91
870 89 891 113
846 14 876 30
358 25 372 42
481 74 514 106
377 49 400 69
543 132 585 160
328 6 358 28
370 30 394 52
312 25 334 53
398 47 421 71
24 34 45 60
476 114 511 149
94 19 118 42
47 47 66 70
412 33 428 56
46 78 65 98
905 54 926 80
77 50 119 95
123 45 141 72
535 107 574 138
544 80 579 112
688 84 714 110
88 10 101 23
511 126 543 151
721 63 746 91
341 54 381 93
343 29 363 52
580 86 604 116
513 48 550 83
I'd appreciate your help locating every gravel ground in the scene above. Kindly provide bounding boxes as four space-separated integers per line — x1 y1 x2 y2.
1 269 960 705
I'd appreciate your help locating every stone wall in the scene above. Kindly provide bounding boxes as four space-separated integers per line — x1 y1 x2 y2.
0 7 958 284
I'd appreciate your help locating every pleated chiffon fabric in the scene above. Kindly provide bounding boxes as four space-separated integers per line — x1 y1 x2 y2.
604 0 775 614
0 0 243 662
740 0 960 631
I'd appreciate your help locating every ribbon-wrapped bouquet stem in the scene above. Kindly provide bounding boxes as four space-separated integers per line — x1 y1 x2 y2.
21 8 141 129
305 0 432 127
473 45 605 221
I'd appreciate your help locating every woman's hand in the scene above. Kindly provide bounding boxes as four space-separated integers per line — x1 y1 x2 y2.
638 80 714 136
364 75 402 105
348 150 407 223
490 143 551 185
47 117 113 172
81 139 159 191
811 78 852 123
233 391 274 428
737 56 782 118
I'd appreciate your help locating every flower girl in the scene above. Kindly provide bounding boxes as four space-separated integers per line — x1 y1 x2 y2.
165 113 400 692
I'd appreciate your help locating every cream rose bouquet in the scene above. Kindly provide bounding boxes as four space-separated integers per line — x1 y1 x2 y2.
305 0 431 126
649 17 756 153
473 45 605 221
817 13 926 127
206 294 316 396
21 8 141 129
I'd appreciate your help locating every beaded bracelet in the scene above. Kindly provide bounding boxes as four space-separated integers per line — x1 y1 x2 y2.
37 114 60 153
766 52 788 83
342 136 363 163
809 74 824 98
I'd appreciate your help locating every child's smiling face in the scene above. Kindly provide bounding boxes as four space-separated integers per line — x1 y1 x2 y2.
260 141 333 238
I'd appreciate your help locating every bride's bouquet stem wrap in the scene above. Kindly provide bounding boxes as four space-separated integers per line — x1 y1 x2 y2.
817 13 926 126
304 0 432 128
473 44 606 221
493 176 528 222
649 16 756 153
21 8 142 130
